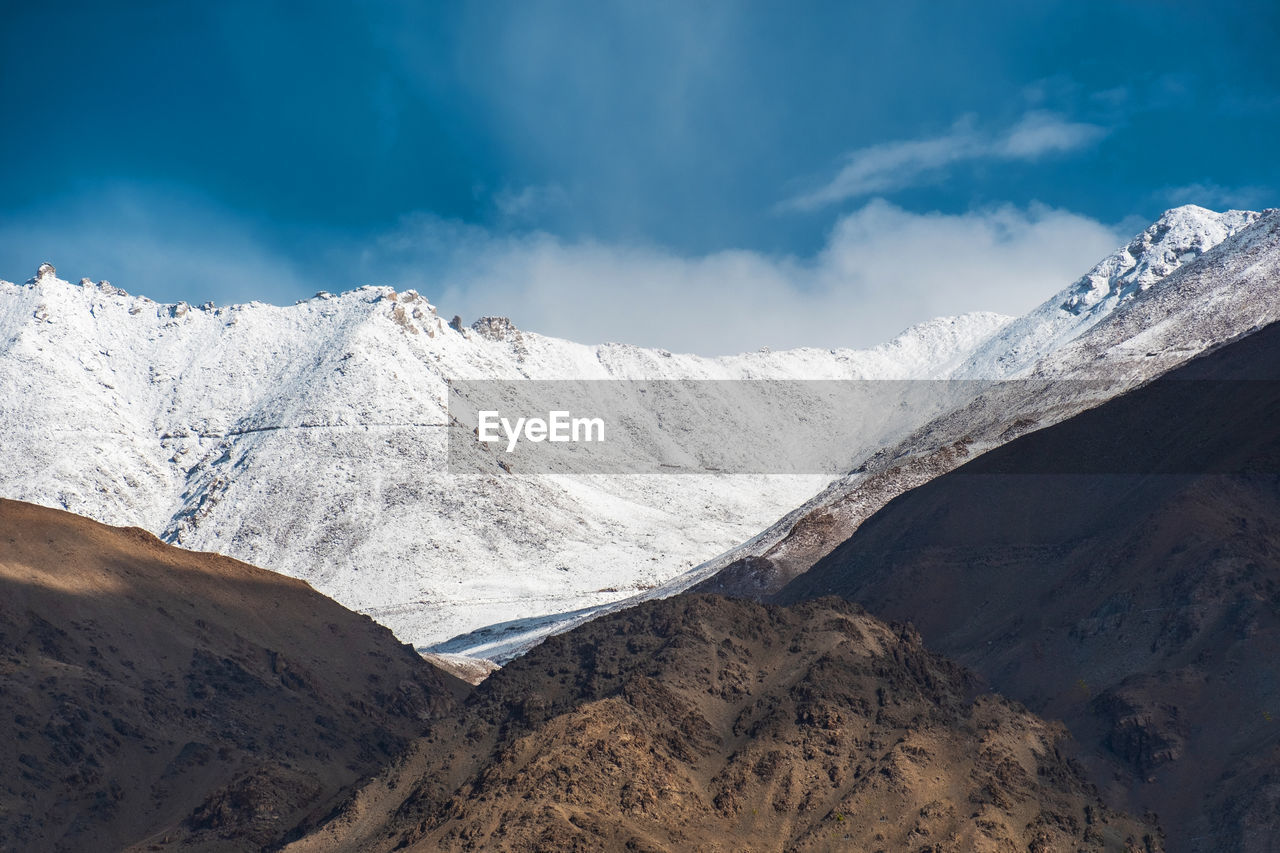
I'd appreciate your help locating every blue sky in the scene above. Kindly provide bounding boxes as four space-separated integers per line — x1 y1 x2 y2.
2 1 1278 352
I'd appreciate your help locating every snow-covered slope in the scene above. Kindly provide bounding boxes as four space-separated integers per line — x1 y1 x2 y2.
0 265 1007 646
952 205 1260 378
436 205 1280 661
682 207 1280 587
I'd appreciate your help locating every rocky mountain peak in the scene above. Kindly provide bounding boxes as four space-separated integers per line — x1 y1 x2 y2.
28 262 56 285
1060 204 1260 316
470 315 521 342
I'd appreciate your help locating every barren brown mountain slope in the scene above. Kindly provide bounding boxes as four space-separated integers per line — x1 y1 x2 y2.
777 322 1280 850
0 499 468 852
288 595 1158 852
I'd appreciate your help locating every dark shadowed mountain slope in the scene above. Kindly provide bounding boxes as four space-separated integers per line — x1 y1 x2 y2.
777 322 1280 850
0 499 468 852
286 595 1158 852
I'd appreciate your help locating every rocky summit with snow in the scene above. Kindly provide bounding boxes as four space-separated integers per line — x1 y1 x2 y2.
0 205 1273 660
951 204 1262 379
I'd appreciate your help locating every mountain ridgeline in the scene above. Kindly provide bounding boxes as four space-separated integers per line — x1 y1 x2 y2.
0 260 1007 650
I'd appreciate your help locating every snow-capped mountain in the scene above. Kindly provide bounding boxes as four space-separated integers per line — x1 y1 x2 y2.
3 205 1268 659
0 265 1006 646
683 206 1280 586
951 204 1261 378
435 205 1280 660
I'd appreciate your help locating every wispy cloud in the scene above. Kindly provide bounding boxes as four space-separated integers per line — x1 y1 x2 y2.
783 111 1108 211
996 111 1108 157
493 183 572 224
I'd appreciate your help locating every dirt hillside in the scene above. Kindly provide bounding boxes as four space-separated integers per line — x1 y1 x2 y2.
0 499 467 852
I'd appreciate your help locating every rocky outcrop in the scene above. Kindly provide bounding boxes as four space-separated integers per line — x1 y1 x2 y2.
285 596 1159 852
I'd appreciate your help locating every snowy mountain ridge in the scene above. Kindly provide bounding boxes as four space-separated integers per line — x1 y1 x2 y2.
434 205 1280 660
683 207 1280 592
2 204 1267 657
0 266 1006 646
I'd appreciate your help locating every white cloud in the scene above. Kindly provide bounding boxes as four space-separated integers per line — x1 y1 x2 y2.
2 187 1126 357
784 111 1108 211
369 200 1124 354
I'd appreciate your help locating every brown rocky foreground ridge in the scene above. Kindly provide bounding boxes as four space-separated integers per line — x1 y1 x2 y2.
286 595 1157 852
0 500 1159 851
0 499 468 852
777 321 1280 849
